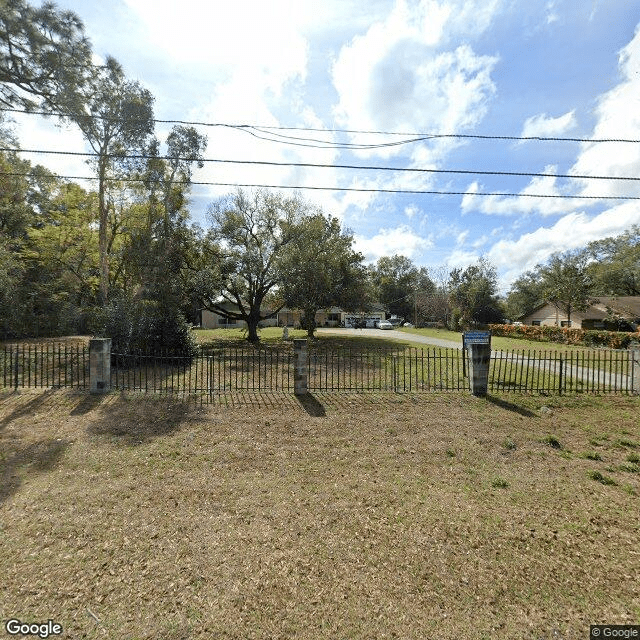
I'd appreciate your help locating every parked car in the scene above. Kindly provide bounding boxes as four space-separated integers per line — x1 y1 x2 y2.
378 321 393 330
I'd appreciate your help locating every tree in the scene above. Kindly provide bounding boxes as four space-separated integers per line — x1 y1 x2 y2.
0 0 93 110
63 59 155 304
538 252 595 326
448 258 503 329
586 226 640 296
505 269 546 321
371 255 435 324
278 213 369 337
202 189 302 343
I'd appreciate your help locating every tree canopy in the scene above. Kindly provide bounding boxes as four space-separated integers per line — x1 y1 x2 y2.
0 0 94 110
278 213 369 337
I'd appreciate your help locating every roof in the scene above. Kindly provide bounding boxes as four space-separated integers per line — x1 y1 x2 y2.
520 296 640 321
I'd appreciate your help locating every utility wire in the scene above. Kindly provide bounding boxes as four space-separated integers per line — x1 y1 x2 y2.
2 106 639 144
5 147 640 182
1 170 638 200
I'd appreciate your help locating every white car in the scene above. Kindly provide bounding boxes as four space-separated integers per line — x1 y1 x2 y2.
378 321 393 330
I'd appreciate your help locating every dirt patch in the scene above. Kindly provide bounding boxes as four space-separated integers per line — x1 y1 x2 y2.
1 390 639 639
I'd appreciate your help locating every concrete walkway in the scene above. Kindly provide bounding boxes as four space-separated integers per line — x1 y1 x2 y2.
315 327 462 349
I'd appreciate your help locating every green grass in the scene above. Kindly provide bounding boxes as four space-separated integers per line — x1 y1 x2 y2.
2 391 639 638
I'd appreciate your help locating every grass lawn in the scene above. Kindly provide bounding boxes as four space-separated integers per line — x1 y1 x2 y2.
1 389 639 638
195 327 415 352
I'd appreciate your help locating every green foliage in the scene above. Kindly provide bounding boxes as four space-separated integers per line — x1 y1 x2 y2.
538 252 595 323
279 213 369 337
95 297 197 356
0 0 94 110
588 470 617 486
202 189 305 343
586 225 640 296
448 258 503 329
489 323 640 349
542 435 561 449
371 255 435 324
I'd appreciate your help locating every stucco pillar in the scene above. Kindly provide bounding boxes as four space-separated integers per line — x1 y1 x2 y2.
90 338 111 394
293 339 308 395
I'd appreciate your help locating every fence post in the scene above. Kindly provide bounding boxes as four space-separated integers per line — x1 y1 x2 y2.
293 339 308 395
90 338 111 394
468 343 491 397
632 348 640 395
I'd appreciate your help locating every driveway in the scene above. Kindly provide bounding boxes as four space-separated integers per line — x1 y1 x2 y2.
315 327 462 349
315 328 634 391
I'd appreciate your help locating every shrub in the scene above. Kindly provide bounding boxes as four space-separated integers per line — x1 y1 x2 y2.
489 323 640 349
95 297 197 357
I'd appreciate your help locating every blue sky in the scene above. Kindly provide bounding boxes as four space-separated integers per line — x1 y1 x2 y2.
10 0 640 290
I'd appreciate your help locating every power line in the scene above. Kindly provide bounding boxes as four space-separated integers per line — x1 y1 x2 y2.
5 147 640 183
2 170 639 200
2 106 640 144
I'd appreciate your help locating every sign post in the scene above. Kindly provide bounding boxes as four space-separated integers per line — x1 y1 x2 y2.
463 331 491 397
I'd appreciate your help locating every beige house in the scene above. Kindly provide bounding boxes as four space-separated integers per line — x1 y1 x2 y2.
200 303 386 330
520 296 640 330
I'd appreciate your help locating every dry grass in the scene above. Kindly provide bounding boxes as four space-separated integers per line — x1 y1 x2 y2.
1 389 639 639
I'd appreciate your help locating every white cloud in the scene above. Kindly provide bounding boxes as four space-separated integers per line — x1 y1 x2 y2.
404 204 419 219
569 25 640 199
11 114 91 183
354 225 433 261
456 229 469 244
488 201 640 286
520 110 576 139
331 0 500 156
460 167 586 217
445 248 480 269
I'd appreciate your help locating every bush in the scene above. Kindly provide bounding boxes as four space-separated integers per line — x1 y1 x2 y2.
95 297 197 356
489 323 640 349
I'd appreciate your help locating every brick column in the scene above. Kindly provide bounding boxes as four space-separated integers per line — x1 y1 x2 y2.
90 338 111 394
293 339 308 395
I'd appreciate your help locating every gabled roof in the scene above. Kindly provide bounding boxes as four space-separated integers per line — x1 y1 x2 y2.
519 296 640 321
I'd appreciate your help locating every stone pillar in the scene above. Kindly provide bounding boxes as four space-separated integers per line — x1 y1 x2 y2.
90 338 111 394
293 338 308 395
632 348 640 395
468 343 491 397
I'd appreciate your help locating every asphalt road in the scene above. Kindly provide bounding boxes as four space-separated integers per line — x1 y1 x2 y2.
315 327 462 349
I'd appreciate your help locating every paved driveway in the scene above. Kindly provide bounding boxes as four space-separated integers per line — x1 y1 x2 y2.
315 327 462 349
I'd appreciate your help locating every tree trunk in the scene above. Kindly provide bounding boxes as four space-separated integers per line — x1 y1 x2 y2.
304 307 317 338
98 157 109 306
246 316 260 343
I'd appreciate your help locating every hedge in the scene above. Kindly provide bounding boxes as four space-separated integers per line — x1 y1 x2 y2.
488 324 640 349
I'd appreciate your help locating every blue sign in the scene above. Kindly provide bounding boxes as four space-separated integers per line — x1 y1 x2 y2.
463 331 491 346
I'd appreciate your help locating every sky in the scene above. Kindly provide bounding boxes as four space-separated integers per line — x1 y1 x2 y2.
8 0 640 291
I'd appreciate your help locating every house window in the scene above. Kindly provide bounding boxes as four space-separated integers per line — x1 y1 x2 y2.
591 320 605 329
560 320 572 327
327 313 340 322
531 320 541 326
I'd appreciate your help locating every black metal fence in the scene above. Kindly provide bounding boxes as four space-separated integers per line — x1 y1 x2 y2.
0 343 637 396
1 343 89 390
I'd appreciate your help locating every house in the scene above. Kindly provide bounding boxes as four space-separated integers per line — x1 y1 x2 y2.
520 296 640 330
200 301 278 330
200 302 386 330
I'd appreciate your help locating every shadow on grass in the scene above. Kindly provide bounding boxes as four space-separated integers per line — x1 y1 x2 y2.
86 394 194 446
485 394 537 417
69 393 109 416
0 389 58 431
295 393 326 417
0 437 70 503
